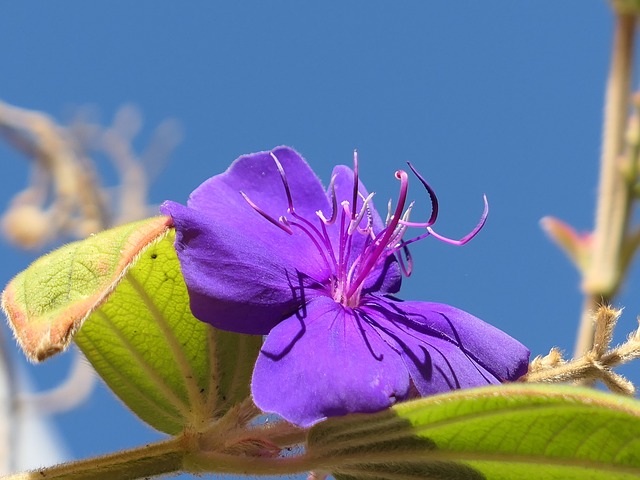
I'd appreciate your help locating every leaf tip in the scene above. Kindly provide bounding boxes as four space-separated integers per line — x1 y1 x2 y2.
2 282 70 362
2 215 174 363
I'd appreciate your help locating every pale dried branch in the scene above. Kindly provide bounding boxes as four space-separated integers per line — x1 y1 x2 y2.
0 100 181 248
0 100 107 248
523 305 640 395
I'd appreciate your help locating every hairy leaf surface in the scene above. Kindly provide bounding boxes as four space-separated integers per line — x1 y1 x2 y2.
2 216 172 361
3 217 261 434
309 384 640 480
75 229 261 434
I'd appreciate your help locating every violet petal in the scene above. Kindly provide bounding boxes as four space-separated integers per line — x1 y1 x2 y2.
160 147 338 334
163 200 328 334
362 298 530 394
252 296 410 427
188 146 330 228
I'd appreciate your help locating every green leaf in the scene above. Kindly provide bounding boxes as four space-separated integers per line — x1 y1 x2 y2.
308 384 640 480
2 216 173 362
3 216 261 434
74 228 262 434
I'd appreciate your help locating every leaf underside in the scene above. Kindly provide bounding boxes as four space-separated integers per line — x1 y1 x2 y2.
2 216 261 434
309 384 640 480
74 229 262 434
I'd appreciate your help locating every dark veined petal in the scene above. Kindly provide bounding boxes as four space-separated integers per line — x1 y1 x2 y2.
330 165 401 295
361 298 530 395
252 296 410 427
162 200 328 334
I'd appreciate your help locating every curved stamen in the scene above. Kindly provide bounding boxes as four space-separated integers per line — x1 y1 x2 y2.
345 226 376 289
343 219 356 291
247 150 488 309
348 192 375 235
317 174 338 224
398 163 439 228
385 199 393 226
397 244 413 277
386 202 413 247
393 231 431 251
356 191 374 235
271 152 340 270
271 152 295 212
337 207 348 289
409 162 438 226
246 153 336 275
426 194 489 246
240 191 293 235
346 169 409 299
351 150 359 220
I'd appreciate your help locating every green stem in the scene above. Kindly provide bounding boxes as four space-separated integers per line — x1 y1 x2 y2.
2 436 185 480
576 12 637 358
1 420 311 480
185 450 318 476
257 421 308 448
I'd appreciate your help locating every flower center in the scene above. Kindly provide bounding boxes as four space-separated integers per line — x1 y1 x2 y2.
242 151 488 309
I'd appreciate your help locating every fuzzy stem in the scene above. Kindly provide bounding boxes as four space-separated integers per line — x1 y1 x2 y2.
1 422 312 480
1 436 186 480
576 12 637 358
185 451 318 477
257 421 308 448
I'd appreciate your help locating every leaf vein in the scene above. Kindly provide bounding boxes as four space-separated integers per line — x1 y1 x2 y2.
75 322 184 431
93 307 191 417
126 272 205 424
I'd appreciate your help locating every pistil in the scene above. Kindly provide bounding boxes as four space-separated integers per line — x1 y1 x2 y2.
241 151 487 311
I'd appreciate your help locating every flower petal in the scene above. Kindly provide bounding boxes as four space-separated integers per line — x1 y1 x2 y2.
160 147 337 334
362 298 530 395
252 296 410 427
188 146 330 227
161 200 329 335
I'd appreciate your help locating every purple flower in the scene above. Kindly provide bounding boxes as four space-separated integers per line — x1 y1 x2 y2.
161 147 529 427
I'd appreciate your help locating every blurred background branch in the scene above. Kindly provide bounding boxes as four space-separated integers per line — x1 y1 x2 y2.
0 99 181 473
0 100 181 249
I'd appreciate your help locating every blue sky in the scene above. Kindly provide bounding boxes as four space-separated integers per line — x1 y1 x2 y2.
0 1 633 477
